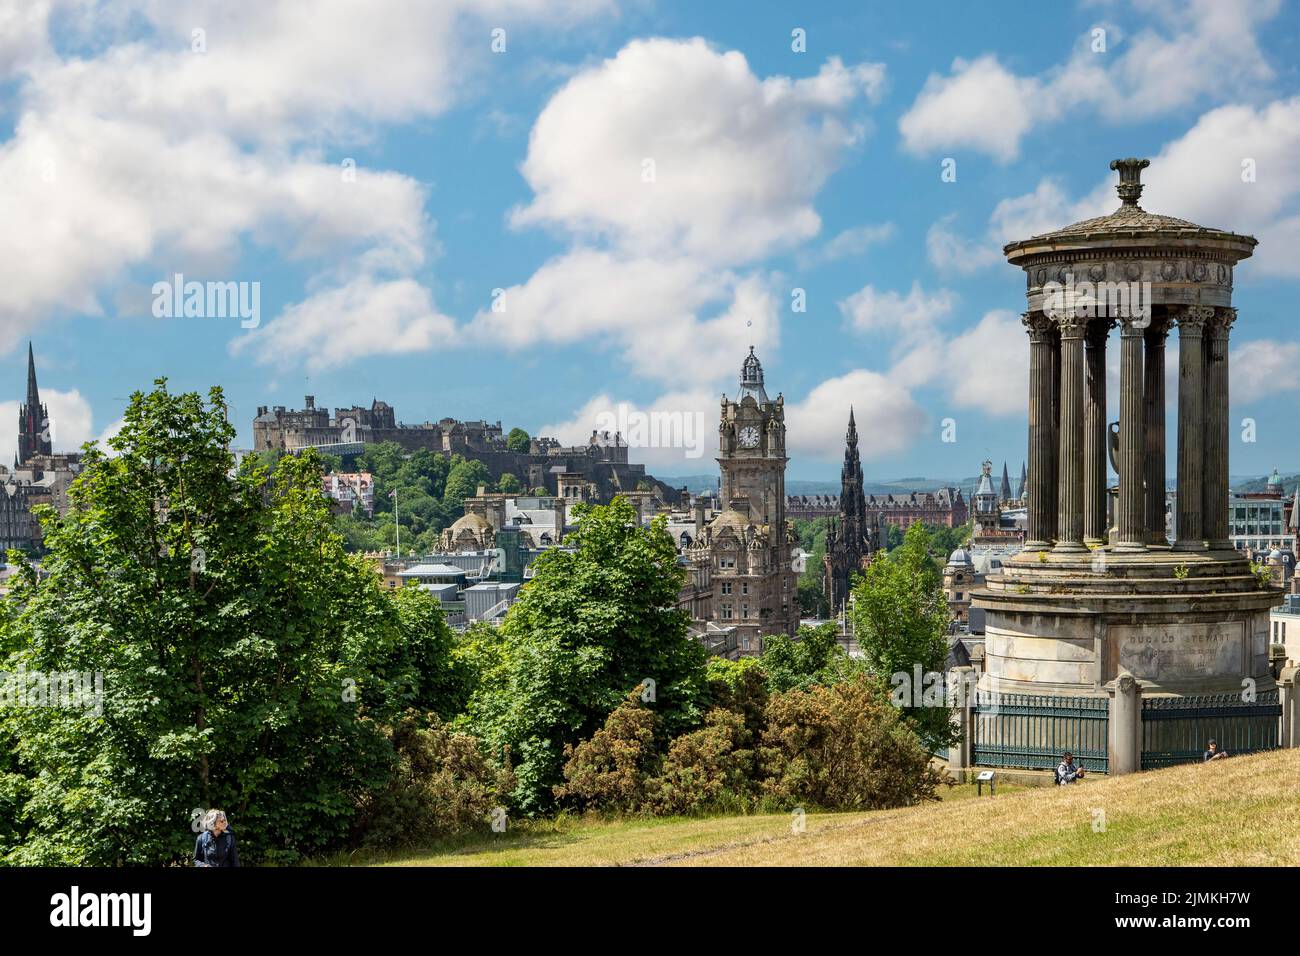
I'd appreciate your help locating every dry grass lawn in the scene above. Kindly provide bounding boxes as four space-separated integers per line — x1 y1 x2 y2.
343 749 1299 867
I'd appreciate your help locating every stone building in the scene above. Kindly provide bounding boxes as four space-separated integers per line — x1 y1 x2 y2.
822 409 883 616
973 158 1282 703
680 349 799 657
440 490 567 552
252 397 677 503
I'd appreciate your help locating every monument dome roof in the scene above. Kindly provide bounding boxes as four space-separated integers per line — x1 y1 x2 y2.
1003 158 1257 260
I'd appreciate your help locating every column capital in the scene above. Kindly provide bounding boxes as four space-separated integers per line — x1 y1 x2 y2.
1119 315 1147 337
1021 311 1053 342
1144 317 1170 343
1174 304 1214 333
1207 306 1237 340
1054 311 1088 339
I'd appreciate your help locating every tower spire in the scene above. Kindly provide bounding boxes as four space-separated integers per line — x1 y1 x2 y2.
18 342 51 465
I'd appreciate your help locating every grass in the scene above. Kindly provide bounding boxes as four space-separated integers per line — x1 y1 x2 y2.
325 750 1300 867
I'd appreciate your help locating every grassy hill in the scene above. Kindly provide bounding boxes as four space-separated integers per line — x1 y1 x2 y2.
333 749 1300 866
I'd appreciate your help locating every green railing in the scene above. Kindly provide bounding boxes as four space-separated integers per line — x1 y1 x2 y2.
1140 690 1281 770
973 693 1109 774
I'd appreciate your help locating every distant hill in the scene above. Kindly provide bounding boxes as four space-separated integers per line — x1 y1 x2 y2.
1233 473 1299 495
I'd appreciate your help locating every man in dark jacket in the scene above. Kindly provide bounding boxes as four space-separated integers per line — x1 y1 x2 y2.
194 810 240 867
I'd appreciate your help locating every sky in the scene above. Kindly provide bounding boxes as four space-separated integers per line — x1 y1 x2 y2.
1 0 1298 482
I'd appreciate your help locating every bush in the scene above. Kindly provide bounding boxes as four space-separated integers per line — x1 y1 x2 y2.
352 715 514 848
759 676 946 811
644 709 753 816
553 691 658 813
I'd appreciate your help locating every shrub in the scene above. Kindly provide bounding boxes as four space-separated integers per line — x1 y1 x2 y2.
352 715 515 849
759 676 946 811
553 692 658 813
644 708 753 816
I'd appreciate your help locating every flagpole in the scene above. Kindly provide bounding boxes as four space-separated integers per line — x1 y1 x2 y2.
392 487 400 557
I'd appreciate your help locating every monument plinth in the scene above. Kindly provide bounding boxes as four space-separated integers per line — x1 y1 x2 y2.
973 158 1283 696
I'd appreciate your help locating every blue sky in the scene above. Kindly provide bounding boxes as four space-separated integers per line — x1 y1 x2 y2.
2 0 1298 481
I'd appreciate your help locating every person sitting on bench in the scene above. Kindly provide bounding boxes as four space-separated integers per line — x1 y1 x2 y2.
1056 752 1086 785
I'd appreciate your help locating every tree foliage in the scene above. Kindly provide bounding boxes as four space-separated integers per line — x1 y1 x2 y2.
465 497 708 813
847 523 956 751
0 381 463 865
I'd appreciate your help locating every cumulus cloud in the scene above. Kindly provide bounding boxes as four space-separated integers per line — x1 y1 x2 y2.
538 387 719 471
478 38 886 391
898 0 1281 161
941 311 1028 417
0 0 612 365
511 38 885 266
1231 339 1300 402
797 222 895 269
231 277 456 372
785 369 927 463
942 96 1300 279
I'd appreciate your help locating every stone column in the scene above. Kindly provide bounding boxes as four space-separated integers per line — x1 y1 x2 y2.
948 665 975 775
1203 308 1235 550
1278 666 1297 750
1023 313 1054 550
1115 317 1147 552
1174 306 1210 551
1047 327 1061 545
1143 315 1169 545
1083 320 1111 546
1055 314 1086 551
1106 672 1141 775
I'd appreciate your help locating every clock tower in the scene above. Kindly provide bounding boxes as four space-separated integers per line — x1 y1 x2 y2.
719 347 787 529
684 346 797 656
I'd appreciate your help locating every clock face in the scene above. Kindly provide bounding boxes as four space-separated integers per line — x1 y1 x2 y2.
738 425 761 448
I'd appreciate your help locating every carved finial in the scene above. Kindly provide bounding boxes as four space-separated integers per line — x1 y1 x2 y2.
1109 157 1150 207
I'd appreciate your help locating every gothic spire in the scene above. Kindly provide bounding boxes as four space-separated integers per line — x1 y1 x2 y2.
999 461 1012 501
26 342 39 410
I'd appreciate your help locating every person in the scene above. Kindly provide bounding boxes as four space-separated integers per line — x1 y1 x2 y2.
1056 751 1086 785
194 810 240 867
1203 739 1229 762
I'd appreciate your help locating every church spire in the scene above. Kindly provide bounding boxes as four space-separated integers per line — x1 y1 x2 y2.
999 461 1012 502
18 342 52 465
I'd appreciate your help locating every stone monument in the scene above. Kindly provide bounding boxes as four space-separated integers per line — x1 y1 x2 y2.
973 158 1284 697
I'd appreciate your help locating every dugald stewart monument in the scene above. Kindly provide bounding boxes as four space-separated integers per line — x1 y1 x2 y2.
968 158 1286 775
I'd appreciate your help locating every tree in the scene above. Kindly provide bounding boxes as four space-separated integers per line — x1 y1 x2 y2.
505 427 531 454
847 523 956 751
497 472 522 494
0 381 462 865
759 622 864 693
465 497 708 812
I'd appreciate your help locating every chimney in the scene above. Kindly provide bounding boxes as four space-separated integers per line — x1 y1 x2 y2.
305 395 315 410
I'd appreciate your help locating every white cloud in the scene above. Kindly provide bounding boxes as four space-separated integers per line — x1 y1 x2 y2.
511 38 885 266
1231 339 1300 401
898 0 1282 161
0 0 612 364
468 249 779 387
942 310 1027 417
539 387 718 471
839 281 955 337
785 369 927 463
925 215 1001 275
231 277 456 372
899 55 1037 162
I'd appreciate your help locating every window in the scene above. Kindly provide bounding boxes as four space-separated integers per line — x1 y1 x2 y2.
720 603 733 620
721 582 732 595
741 603 749 619
741 582 749 595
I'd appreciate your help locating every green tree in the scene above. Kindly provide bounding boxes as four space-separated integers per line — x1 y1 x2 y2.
847 523 956 751
497 472 522 494
759 622 864 693
0 382 461 865
505 427 531 454
465 497 708 812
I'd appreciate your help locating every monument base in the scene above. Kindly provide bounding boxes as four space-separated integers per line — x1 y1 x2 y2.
972 548 1282 696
